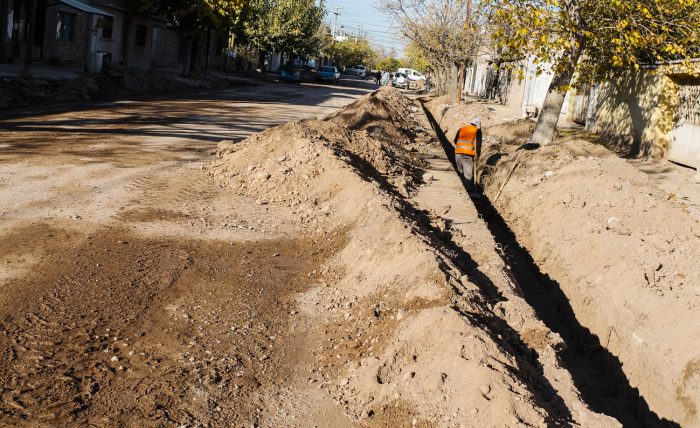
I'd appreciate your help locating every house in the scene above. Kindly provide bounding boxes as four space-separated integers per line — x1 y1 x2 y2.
590 63 700 170
464 55 572 122
466 51 700 171
0 0 230 73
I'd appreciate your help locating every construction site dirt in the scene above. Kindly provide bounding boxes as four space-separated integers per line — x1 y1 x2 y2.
0 79 697 427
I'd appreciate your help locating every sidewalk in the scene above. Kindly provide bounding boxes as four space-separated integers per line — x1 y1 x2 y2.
0 64 83 79
628 158 700 221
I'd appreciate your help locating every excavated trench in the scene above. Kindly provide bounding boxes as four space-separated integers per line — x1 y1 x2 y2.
421 103 680 428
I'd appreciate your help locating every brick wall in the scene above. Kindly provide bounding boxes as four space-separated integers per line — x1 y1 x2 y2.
43 4 88 67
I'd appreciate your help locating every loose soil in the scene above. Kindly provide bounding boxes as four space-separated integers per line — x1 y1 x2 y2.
425 98 700 426
3 81 679 427
0 227 343 427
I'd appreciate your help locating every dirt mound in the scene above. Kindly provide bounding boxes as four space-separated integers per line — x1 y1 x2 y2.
470 123 700 425
425 97 500 142
485 119 537 145
207 88 576 426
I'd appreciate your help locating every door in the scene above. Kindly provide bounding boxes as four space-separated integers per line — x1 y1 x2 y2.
667 80 700 169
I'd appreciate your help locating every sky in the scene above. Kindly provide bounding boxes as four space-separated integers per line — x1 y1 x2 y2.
324 0 406 56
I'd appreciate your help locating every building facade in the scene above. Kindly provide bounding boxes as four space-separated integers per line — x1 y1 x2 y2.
0 0 230 73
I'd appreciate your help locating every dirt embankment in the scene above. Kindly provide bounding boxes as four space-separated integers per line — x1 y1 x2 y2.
427 99 700 426
0 68 252 110
208 88 619 426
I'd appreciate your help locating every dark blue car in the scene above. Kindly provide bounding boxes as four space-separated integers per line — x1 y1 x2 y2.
280 64 301 83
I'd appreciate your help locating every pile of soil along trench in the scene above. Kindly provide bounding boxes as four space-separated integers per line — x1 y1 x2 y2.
424 97 700 427
208 88 628 426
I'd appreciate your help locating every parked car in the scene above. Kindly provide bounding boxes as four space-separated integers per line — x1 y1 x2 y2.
316 66 340 84
280 64 301 83
392 72 408 89
397 68 426 82
344 64 368 77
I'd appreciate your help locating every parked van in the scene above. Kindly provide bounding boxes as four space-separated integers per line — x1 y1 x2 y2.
397 68 426 81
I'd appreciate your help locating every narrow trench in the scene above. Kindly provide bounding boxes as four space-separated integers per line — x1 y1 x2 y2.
420 103 680 428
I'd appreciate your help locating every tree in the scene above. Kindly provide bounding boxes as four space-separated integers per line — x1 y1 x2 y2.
376 56 402 72
243 0 326 68
328 38 376 69
137 0 246 76
404 41 430 72
487 0 700 145
380 0 485 102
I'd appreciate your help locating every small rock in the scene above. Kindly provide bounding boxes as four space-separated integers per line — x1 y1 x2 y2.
422 173 434 182
606 216 631 236
479 384 491 395
111 356 119 362
396 309 406 321
217 140 236 151
543 170 556 179
255 171 271 180
339 378 349 386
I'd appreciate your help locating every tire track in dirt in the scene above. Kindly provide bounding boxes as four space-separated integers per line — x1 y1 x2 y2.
0 228 346 427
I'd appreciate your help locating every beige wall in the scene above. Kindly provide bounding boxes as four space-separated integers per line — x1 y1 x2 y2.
593 68 679 159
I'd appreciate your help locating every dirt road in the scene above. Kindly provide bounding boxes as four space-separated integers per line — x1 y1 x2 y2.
0 79 373 426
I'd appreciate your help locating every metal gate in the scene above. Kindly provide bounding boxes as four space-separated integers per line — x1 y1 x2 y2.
668 80 700 169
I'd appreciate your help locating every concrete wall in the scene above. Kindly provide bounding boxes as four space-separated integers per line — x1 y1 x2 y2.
94 6 125 69
593 69 679 159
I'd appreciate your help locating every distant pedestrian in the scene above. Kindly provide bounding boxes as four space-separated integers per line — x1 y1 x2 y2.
380 71 390 86
454 119 482 189
375 70 382 86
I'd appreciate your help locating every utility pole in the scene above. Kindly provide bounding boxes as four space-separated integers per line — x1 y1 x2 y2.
331 6 340 39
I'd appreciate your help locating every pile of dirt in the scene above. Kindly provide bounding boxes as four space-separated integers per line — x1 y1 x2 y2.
425 96 501 142
207 88 579 426
427 100 700 425
0 68 247 110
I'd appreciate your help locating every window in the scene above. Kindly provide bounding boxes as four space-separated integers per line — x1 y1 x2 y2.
8 0 26 41
100 16 113 39
135 24 147 47
56 12 75 42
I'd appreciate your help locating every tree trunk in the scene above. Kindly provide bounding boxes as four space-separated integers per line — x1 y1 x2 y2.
531 41 584 145
22 0 38 79
448 64 460 104
189 33 200 75
257 50 266 71
204 29 211 72
457 62 466 102
182 36 193 77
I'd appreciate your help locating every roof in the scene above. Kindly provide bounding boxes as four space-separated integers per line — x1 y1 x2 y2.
56 0 115 17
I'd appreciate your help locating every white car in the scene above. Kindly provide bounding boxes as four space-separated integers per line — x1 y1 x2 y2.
397 68 426 81
345 65 368 77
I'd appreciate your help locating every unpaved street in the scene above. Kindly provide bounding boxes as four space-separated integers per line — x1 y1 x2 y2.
0 79 372 426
